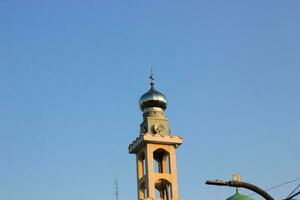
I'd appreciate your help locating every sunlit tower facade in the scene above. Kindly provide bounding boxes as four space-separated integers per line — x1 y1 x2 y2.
129 76 183 200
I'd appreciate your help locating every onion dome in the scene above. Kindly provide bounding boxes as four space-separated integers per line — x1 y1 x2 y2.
139 85 167 112
226 192 254 200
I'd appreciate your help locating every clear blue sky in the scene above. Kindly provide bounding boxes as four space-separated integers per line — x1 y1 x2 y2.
1 1 299 200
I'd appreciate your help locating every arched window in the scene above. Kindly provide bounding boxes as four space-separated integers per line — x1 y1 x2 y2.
155 179 172 200
153 149 170 174
139 182 147 199
138 152 147 175
138 152 147 177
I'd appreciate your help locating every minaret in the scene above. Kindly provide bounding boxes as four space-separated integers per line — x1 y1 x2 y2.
129 73 183 200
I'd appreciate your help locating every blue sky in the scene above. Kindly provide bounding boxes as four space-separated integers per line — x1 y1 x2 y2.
1 1 300 200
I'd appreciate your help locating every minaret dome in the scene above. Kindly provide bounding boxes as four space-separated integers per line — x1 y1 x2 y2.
139 85 167 112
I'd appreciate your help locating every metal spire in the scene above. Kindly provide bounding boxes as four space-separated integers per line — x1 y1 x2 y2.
149 68 155 87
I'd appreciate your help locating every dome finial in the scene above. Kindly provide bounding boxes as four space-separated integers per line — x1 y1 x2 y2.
149 67 155 87
232 174 241 193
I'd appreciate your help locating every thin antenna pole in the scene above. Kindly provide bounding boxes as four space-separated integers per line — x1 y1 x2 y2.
114 178 119 200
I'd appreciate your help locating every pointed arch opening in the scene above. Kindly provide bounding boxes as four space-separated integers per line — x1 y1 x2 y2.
153 148 170 174
138 151 147 176
155 179 172 200
139 182 147 200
